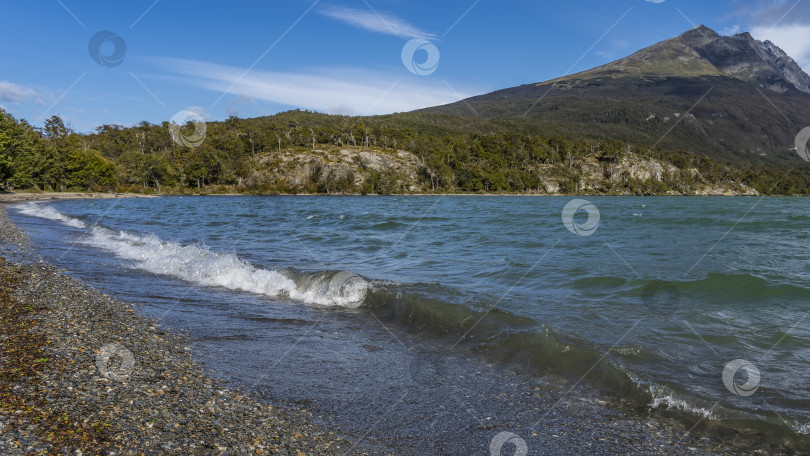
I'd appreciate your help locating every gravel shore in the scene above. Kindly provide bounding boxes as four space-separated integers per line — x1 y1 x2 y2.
0 204 360 455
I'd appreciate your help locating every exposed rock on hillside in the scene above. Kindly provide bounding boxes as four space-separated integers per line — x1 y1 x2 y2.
249 148 422 194
245 146 759 196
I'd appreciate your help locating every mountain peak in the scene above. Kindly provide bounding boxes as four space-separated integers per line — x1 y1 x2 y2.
559 25 810 94
682 24 719 38
684 29 810 93
676 25 720 48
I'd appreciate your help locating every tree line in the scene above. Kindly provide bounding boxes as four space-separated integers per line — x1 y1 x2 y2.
0 108 808 195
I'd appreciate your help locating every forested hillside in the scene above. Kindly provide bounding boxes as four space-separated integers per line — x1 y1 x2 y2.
1 108 807 196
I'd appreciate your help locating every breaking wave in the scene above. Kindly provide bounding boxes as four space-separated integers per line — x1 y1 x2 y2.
14 202 368 308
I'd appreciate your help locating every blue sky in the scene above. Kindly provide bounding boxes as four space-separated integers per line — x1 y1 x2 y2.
1 0 809 132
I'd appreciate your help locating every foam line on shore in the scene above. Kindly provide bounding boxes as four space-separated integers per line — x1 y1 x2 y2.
13 202 368 308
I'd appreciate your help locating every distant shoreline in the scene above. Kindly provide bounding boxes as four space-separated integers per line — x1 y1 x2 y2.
0 192 156 203
0 190 777 203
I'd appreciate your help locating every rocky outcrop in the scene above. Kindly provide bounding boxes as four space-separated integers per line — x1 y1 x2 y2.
547 154 759 196
246 145 759 196
249 147 423 193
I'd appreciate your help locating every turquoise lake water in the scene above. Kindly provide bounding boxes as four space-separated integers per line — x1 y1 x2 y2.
10 195 810 453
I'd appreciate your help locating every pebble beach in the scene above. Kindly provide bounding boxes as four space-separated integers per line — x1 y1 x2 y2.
0 197 359 455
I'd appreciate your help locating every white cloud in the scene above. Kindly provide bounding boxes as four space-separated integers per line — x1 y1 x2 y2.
751 23 810 72
319 6 435 39
738 0 810 28
0 80 45 105
185 105 213 121
720 25 741 36
154 58 474 115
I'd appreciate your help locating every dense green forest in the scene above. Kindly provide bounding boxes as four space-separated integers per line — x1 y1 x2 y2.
1 108 808 195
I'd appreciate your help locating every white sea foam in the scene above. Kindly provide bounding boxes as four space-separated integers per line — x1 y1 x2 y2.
648 384 716 419
793 421 810 435
16 203 368 308
16 202 87 229
624 371 718 420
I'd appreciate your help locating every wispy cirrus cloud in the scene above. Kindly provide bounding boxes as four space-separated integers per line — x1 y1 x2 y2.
152 57 473 116
0 80 46 105
319 6 435 39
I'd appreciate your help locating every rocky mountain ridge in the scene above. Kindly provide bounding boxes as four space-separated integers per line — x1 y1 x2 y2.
555 25 810 94
678 26 810 93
